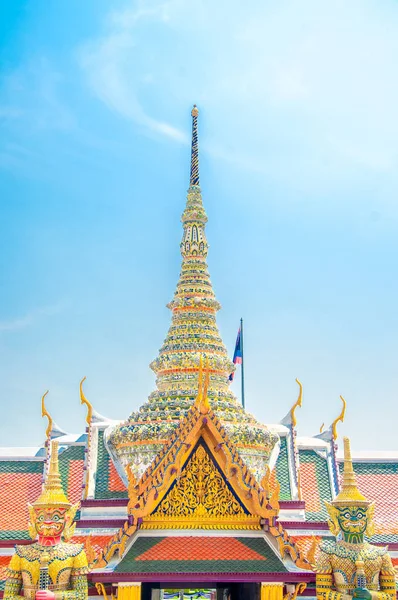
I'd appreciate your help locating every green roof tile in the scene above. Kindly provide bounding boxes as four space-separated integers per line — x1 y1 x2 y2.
95 430 127 499
114 536 288 574
275 436 292 500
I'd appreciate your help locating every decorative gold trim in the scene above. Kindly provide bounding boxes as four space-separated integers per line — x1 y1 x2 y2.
284 583 307 600
95 582 116 600
141 513 261 530
307 534 318 567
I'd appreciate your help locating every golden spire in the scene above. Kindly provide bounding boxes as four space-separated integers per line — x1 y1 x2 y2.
331 395 346 440
333 437 369 506
41 390 52 439
34 441 71 508
195 354 210 414
290 378 303 427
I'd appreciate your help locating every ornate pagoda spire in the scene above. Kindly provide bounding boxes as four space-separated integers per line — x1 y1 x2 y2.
107 107 279 483
150 105 230 393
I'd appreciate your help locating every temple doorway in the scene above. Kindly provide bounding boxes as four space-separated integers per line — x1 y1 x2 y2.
142 583 260 599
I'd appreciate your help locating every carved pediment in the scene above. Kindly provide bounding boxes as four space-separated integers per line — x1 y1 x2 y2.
155 441 246 518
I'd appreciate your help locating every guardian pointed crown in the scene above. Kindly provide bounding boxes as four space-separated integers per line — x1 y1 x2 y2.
333 437 369 506
33 441 71 508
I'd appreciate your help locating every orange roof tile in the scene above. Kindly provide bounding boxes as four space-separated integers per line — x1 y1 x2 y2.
135 537 266 562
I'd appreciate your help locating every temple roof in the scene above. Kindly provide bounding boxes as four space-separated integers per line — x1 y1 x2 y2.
110 534 290 576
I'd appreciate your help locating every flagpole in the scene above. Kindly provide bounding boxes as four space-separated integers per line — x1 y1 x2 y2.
240 317 245 409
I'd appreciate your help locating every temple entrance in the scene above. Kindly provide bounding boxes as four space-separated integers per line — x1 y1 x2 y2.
162 591 216 599
141 583 261 600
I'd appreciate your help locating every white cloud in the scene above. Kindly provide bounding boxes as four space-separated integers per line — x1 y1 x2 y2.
74 0 398 217
79 3 187 143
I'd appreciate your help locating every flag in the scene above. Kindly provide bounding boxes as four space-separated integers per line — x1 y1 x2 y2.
229 327 242 380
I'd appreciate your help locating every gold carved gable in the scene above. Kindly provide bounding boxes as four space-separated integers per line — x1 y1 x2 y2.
153 442 247 522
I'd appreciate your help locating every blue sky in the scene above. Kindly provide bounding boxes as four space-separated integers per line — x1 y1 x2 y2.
1 0 398 451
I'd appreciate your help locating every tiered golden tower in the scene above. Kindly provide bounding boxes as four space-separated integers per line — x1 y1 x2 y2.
108 107 279 481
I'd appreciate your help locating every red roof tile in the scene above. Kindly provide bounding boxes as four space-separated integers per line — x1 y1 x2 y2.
356 473 398 534
0 473 42 532
300 463 321 513
67 460 84 505
135 537 266 562
108 461 126 493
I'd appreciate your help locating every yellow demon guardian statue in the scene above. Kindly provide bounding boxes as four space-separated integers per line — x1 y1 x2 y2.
4 441 88 600
316 437 396 600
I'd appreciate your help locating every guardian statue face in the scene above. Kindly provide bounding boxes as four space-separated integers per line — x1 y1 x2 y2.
336 505 369 537
32 506 68 539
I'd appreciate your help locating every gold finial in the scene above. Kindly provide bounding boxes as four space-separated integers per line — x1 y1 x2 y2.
191 104 199 117
332 436 369 506
331 395 346 440
41 390 52 439
33 441 71 507
307 535 318 568
320 423 325 433
290 378 303 427
80 376 93 426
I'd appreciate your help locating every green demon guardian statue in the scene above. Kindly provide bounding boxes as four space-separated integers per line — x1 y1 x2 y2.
316 437 396 600
4 441 88 600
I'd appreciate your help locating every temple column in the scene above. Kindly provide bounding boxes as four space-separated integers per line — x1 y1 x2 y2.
117 583 142 600
260 583 284 600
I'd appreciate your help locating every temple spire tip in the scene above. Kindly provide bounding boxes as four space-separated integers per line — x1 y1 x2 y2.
189 104 200 187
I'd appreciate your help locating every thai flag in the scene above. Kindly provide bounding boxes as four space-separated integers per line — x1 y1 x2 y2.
229 327 242 381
